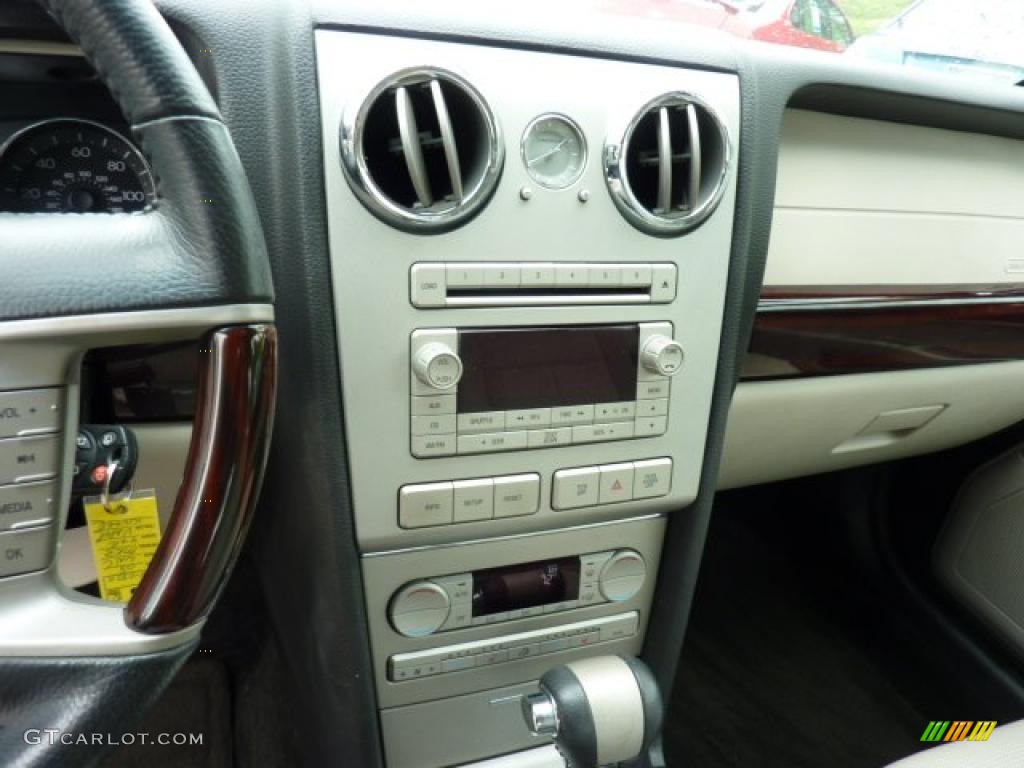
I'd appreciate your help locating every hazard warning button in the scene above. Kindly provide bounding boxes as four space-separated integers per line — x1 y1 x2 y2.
598 463 634 505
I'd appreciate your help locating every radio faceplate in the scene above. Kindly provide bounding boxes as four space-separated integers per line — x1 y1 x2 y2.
320 31 739 551
410 323 680 458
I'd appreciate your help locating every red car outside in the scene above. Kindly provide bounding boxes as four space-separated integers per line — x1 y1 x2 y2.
600 0 856 52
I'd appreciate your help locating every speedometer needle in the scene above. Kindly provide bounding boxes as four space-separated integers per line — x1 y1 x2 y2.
528 138 570 167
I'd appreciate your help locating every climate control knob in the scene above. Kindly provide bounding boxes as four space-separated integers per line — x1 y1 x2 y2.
389 580 451 638
598 549 647 603
412 342 463 390
640 335 684 377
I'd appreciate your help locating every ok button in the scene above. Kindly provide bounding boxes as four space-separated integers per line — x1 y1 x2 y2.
0 527 53 578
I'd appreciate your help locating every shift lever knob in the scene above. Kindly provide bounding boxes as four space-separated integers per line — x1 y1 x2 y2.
522 655 663 768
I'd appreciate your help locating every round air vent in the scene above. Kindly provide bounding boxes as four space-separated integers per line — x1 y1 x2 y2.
604 93 730 237
340 67 504 233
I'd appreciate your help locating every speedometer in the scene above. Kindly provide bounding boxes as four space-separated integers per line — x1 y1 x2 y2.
0 118 155 213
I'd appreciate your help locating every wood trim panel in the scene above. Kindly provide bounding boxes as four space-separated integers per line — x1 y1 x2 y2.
744 286 1024 380
125 324 278 634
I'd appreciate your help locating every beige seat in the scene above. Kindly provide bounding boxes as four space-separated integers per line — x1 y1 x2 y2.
886 721 1024 767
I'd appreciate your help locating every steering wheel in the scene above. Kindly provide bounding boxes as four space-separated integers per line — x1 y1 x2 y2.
0 1 276 765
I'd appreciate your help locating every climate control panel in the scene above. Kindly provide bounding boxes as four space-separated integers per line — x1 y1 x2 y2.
388 549 647 638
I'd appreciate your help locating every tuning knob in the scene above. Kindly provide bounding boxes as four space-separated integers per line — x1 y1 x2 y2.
412 342 463 390
640 335 684 377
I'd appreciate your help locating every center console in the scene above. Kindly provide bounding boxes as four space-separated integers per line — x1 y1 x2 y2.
316 28 739 768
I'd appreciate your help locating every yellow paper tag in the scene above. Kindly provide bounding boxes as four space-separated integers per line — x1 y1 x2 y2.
84 492 162 603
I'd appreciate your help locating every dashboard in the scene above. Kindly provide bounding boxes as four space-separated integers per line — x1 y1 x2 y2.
2 2 1024 768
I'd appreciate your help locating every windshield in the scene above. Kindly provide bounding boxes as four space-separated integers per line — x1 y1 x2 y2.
599 0 1024 86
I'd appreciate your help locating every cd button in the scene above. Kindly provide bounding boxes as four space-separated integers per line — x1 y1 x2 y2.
411 414 457 436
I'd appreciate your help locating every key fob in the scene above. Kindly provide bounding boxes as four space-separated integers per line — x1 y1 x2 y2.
72 425 139 497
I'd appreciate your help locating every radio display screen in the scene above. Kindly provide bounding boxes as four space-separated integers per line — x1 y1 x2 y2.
457 325 639 413
472 557 581 617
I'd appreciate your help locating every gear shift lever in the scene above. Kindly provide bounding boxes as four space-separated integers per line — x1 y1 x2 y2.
521 656 663 768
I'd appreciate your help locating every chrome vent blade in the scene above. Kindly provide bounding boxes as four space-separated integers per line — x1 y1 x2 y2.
656 106 672 214
430 79 463 202
686 103 701 213
395 85 433 208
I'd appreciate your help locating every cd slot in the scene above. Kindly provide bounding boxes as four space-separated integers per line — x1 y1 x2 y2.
410 261 677 308
446 286 651 307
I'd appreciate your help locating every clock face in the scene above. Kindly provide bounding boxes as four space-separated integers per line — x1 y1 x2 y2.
521 114 587 189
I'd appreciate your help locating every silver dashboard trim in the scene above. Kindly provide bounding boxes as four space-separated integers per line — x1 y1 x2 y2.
362 513 666 558
0 303 275 341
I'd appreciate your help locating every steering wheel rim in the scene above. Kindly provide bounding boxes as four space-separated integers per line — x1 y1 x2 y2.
0 1 276 765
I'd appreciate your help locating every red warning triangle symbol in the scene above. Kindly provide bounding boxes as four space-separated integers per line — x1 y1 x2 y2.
611 480 622 491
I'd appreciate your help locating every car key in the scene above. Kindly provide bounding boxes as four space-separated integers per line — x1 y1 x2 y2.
72 424 140 497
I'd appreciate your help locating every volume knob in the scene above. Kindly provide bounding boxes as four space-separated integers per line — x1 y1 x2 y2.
640 335 684 377
412 343 463 390
389 580 451 638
